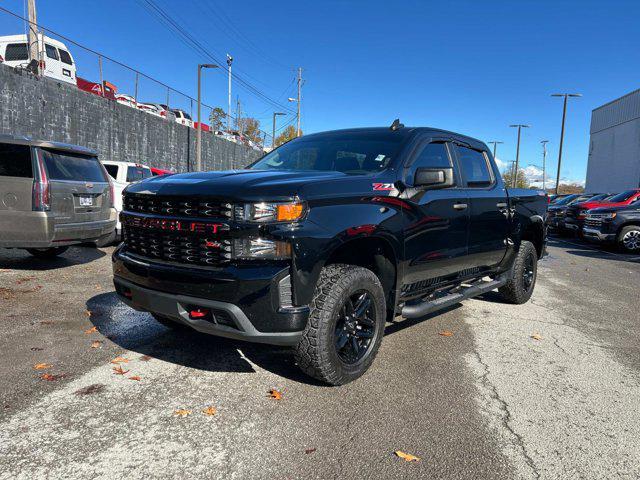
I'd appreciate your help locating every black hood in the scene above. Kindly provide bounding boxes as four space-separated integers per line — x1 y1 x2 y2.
590 203 640 214
125 169 381 202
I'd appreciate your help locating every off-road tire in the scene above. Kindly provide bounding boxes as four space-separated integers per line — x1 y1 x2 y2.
294 264 386 386
25 247 69 259
617 226 640 253
498 240 537 304
151 313 189 330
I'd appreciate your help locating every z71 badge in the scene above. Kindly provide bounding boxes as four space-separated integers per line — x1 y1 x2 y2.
372 183 394 191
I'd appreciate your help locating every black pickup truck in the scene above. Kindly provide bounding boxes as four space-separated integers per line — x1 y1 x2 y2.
112 123 548 385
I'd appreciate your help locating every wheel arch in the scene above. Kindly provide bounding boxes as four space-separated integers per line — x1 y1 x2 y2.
520 216 545 258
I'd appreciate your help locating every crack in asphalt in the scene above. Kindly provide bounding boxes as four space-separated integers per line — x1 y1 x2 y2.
552 337 568 355
472 349 540 480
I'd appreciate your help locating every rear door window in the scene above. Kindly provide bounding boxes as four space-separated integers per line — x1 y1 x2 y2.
41 149 107 182
455 145 493 187
4 43 28 61
45 44 59 60
126 166 152 182
58 49 73 65
0 144 33 178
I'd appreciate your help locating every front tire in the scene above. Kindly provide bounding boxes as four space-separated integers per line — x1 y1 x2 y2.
617 226 640 252
25 247 69 259
498 240 538 304
294 264 386 386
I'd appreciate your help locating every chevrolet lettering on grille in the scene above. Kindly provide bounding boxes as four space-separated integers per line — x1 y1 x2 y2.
122 214 229 234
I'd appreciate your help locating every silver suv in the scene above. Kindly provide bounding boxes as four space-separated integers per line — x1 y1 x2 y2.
0 135 117 258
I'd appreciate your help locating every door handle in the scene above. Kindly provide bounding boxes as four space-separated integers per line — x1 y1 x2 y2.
453 203 468 210
496 202 508 208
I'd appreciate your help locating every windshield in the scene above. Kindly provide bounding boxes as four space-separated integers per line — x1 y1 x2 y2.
607 190 637 203
583 193 609 202
567 195 592 205
249 132 405 174
553 194 579 205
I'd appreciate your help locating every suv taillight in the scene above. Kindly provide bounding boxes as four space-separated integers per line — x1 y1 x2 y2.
32 153 50 211
0 54 4 62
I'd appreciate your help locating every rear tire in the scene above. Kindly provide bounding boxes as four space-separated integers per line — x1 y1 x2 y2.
25 247 69 259
498 240 538 305
294 264 386 386
617 226 640 253
151 313 189 330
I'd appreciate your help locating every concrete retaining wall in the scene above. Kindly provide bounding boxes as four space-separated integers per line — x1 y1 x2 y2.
0 64 261 172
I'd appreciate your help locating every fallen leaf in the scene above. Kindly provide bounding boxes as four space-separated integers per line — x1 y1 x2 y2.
139 355 152 362
202 406 217 416
85 310 92 317
110 357 130 364
40 320 54 325
305 448 317 455
90 340 103 349
394 451 420 462
74 384 105 396
33 363 52 370
438 330 454 337
174 409 192 417
30 347 44 351
112 366 129 375
84 326 97 334
40 373 67 382
16 276 36 284
128 376 141 381
268 389 283 400
531 333 543 341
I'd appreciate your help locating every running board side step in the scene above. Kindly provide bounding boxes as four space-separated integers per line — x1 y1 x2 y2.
401 276 508 319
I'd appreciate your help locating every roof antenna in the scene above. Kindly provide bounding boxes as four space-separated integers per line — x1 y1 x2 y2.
390 119 404 131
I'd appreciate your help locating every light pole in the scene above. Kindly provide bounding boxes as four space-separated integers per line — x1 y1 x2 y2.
196 63 218 172
288 67 303 137
551 93 581 195
509 124 530 187
227 54 233 133
540 140 549 191
272 112 287 149
488 141 504 160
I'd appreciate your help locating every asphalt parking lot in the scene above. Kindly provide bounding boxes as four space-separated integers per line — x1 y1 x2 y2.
1 238 639 479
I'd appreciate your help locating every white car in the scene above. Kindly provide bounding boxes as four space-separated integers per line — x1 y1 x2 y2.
115 94 138 109
137 102 164 118
171 109 194 128
0 34 76 85
101 160 152 236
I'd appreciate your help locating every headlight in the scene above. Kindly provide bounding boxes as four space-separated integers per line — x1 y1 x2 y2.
601 212 617 220
234 201 305 223
232 238 292 259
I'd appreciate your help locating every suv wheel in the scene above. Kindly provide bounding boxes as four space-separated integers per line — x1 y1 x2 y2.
498 240 538 304
25 247 69 259
618 226 640 252
294 264 386 386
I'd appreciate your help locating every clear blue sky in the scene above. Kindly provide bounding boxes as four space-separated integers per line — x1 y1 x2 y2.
2 0 639 182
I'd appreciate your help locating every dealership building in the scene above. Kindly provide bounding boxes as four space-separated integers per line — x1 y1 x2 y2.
585 89 640 193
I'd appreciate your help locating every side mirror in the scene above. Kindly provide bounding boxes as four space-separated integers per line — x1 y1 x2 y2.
414 167 455 189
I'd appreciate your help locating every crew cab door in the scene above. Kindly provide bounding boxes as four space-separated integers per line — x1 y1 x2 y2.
451 144 509 269
400 140 469 285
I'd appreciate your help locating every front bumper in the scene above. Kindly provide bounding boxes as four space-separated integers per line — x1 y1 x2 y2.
112 246 308 346
582 227 616 242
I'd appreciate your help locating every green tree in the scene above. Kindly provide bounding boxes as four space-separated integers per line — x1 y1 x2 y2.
208 107 227 132
502 168 530 188
275 125 300 147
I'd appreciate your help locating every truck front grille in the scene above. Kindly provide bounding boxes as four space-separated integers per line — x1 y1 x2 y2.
584 218 603 228
124 193 232 219
123 223 231 267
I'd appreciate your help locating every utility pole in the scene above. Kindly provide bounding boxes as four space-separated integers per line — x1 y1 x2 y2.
272 112 287 149
288 67 303 137
488 141 504 160
27 0 39 73
509 160 517 188
226 54 233 133
236 97 242 136
509 124 530 187
540 140 549 191
551 93 582 195
196 64 218 172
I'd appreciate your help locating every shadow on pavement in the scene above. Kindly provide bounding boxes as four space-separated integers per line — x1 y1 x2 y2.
0 246 106 271
548 237 640 264
86 292 325 386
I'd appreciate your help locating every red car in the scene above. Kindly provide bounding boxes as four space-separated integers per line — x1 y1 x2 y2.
77 77 117 100
150 167 174 177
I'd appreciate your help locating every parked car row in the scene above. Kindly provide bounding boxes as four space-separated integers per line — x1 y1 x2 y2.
546 190 640 252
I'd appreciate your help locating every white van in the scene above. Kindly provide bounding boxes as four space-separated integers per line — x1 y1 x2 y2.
0 34 76 85
101 160 153 237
